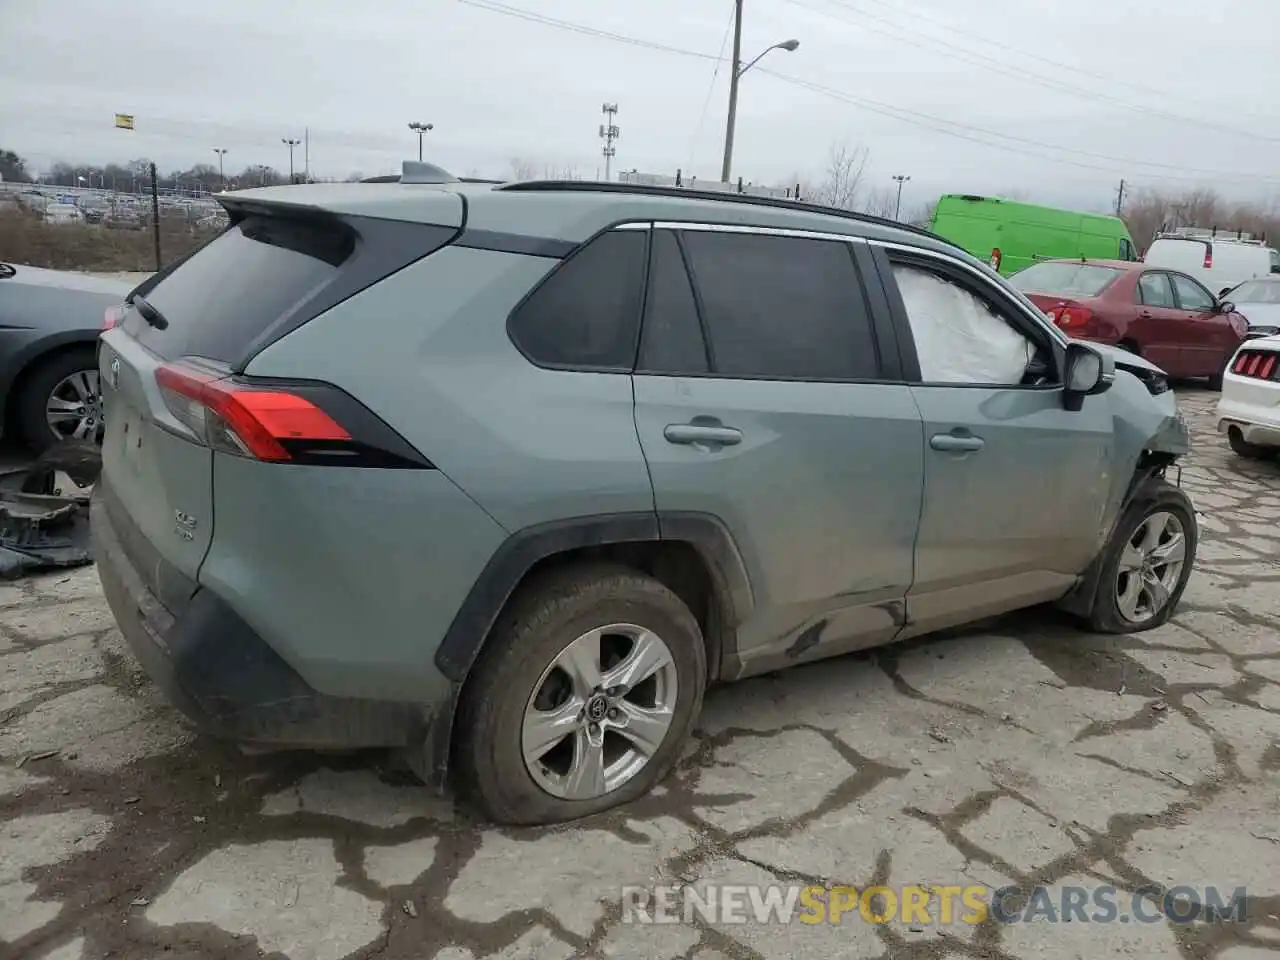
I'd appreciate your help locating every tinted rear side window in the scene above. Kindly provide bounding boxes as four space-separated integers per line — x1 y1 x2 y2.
638 231 709 374
679 231 880 380
508 230 647 370
135 214 355 363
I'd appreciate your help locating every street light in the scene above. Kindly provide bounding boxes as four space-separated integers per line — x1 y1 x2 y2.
892 174 911 220
408 121 434 162
213 148 228 191
282 138 301 183
721 6 798 183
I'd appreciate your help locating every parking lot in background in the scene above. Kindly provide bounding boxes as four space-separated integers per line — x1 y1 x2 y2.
2 386 1278 960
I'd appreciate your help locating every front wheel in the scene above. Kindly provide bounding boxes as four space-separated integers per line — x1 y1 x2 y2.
15 348 103 454
1085 478 1197 634
449 564 707 825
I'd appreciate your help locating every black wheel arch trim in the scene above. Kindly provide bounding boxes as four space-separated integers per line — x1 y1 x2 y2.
433 510 754 682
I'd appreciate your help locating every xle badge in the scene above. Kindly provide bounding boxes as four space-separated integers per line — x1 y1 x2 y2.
174 510 197 542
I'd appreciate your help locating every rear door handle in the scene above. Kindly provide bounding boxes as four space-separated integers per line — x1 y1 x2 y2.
930 433 984 453
664 423 743 447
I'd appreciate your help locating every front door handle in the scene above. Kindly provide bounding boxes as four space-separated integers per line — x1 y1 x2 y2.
664 423 743 447
930 433 984 453
1139 310 1153 319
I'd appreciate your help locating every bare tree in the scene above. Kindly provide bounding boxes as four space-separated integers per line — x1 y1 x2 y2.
907 200 937 227
801 141 870 210
861 186 898 219
508 157 540 181
541 162 580 180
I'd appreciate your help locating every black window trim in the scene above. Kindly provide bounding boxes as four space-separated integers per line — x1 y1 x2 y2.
1137 269 1177 309
504 220 654 375
635 222 898 385
1167 270 1216 312
868 240 1066 392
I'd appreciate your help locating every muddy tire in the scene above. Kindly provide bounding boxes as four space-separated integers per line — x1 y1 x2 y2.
1227 426 1276 460
449 563 706 826
1085 478 1197 634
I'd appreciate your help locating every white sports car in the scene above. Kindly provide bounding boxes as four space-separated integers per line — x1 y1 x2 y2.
1218 334 1280 460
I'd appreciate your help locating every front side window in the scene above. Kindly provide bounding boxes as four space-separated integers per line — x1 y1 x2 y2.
678 231 880 381
1170 274 1215 312
890 261 1036 385
507 230 647 370
1136 272 1177 308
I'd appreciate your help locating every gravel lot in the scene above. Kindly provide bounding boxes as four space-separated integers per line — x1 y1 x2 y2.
1 387 1278 960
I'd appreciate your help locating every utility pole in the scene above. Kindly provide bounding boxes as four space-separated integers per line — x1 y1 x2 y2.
1115 178 1127 216
599 104 619 181
304 127 310 183
721 0 744 183
282 138 301 183
408 122 433 161
892 174 911 220
212 148 228 191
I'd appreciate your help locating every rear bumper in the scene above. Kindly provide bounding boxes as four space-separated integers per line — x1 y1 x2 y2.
92 485 457 770
1217 379 1280 448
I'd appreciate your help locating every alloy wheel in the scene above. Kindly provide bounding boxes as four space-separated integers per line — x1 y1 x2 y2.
45 370 103 442
1114 510 1187 624
522 623 679 801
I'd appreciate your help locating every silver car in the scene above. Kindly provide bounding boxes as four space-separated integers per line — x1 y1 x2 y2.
1222 277 1280 339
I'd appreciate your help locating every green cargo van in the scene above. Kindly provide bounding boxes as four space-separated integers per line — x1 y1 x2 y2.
929 194 1139 276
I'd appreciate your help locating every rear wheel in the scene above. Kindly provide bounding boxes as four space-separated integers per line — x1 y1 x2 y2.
1227 425 1277 460
450 564 706 825
1085 477 1196 634
16 348 103 454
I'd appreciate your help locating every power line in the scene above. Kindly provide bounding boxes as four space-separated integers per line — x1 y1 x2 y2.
789 0 1280 145
686 2 737 171
449 0 1280 184
851 0 1276 124
456 0 717 61
762 70 1280 185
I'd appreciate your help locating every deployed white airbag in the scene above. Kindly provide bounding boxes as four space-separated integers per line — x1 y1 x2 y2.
893 264 1035 384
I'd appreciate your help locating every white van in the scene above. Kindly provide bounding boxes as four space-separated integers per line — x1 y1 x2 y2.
1143 235 1280 296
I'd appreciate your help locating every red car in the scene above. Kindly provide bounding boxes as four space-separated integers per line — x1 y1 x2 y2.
1010 259 1248 386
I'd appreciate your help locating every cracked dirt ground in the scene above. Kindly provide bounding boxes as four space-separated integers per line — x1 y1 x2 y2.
2 387 1279 960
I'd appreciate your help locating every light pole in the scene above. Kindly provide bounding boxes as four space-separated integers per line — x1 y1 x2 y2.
892 174 911 220
599 104 619 181
408 122 433 161
721 0 798 183
282 138 301 183
213 148 228 191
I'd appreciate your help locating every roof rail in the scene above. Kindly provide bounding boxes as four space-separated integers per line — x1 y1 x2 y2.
496 180 955 249
359 172 504 185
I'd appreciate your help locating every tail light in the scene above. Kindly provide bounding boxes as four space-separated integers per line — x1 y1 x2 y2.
1044 303 1093 329
989 248 1002 271
102 304 126 330
1231 350 1280 381
153 361 432 469
1203 246 1213 269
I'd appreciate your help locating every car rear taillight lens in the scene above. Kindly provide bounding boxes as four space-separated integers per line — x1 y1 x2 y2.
1261 355 1277 379
989 248 1002 271
102 304 126 330
1203 246 1213 269
1051 306 1093 329
155 362 350 462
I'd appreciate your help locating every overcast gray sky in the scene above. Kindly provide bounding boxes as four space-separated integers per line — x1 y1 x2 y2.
2 0 1278 211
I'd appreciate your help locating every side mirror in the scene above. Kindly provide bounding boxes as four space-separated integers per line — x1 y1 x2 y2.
1063 342 1113 412
1214 300 1236 315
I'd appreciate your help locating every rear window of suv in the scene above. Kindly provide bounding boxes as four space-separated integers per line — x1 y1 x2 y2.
1010 262 1123 298
132 214 356 364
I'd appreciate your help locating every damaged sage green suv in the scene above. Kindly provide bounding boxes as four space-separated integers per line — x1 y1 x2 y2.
92 165 1196 826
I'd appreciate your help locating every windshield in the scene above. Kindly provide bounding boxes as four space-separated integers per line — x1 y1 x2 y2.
1228 279 1280 304
1009 262 1124 298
